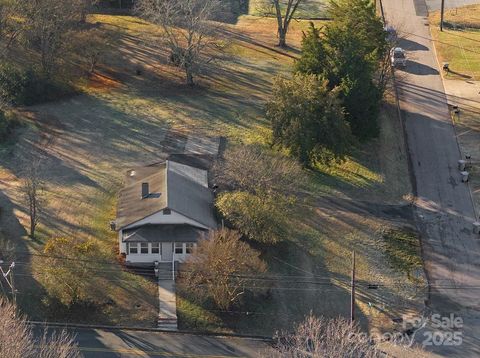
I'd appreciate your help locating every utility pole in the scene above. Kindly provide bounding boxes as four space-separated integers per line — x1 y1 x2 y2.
440 0 445 32
9 263 16 305
350 251 356 324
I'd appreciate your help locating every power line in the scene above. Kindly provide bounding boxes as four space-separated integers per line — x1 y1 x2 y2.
10 271 480 290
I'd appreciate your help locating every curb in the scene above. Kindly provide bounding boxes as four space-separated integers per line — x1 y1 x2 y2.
428 13 478 221
27 321 273 342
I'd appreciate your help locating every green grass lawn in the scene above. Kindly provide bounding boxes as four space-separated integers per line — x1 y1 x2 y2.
430 5 480 80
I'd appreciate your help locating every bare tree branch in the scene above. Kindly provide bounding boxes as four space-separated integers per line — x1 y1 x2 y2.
266 313 381 357
135 0 228 85
0 298 80 358
178 229 267 310
258 0 305 47
20 158 45 239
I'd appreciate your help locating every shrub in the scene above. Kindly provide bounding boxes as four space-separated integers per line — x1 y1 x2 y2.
216 191 294 244
41 237 97 306
0 63 74 106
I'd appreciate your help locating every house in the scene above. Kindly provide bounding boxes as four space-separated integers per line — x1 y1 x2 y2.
115 159 217 266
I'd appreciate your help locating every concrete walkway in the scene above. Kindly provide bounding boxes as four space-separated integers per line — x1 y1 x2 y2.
158 279 178 331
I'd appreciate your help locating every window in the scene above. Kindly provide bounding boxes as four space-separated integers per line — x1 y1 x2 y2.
186 243 195 254
129 243 138 254
140 243 148 254
163 208 171 215
151 243 160 254
174 243 183 254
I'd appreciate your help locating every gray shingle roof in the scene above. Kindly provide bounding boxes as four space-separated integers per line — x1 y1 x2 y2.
116 160 217 230
122 224 206 243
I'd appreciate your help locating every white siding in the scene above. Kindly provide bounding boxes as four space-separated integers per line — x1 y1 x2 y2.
122 209 207 230
124 242 195 264
119 230 126 253
126 253 161 263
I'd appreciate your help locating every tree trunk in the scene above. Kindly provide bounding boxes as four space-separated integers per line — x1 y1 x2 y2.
278 28 287 48
185 66 194 86
30 210 35 239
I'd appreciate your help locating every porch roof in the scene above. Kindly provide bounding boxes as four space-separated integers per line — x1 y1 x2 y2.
122 224 207 243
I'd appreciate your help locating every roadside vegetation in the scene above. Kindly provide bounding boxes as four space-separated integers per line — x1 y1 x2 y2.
429 5 480 80
0 0 424 335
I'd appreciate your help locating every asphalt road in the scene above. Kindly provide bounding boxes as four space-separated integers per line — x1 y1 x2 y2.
63 328 268 357
383 0 480 356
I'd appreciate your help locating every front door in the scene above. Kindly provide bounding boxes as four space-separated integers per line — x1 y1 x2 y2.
161 242 173 261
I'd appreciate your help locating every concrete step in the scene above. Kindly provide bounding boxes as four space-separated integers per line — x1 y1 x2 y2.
157 318 178 331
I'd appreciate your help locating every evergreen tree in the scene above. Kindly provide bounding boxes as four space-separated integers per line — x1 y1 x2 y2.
295 0 387 140
266 74 352 167
294 22 327 75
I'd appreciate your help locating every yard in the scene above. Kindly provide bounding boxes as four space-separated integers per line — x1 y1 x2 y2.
0 12 425 333
429 4 480 81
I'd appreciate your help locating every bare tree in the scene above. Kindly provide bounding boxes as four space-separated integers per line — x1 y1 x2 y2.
259 0 305 47
20 159 45 239
213 144 304 196
0 0 22 55
266 313 381 357
80 0 99 23
22 0 84 77
135 0 226 86
73 28 109 74
0 298 81 358
213 145 300 244
178 229 267 310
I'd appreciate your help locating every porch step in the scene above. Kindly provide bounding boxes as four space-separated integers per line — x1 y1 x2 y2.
157 318 178 330
155 262 176 280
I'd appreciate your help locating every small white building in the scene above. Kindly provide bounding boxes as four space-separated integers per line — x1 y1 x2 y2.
115 159 217 266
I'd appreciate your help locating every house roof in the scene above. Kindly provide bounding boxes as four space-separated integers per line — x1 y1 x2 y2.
122 224 206 243
116 160 217 230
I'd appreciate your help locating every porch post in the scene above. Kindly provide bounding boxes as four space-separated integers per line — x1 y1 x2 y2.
172 241 175 281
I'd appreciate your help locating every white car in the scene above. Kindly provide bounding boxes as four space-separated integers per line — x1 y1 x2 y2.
390 47 406 68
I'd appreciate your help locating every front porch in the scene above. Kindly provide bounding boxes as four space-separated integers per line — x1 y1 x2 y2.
125 241 195 265
121 224 205 265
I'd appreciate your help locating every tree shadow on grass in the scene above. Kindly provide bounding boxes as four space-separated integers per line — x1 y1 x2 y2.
0 190 51 320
